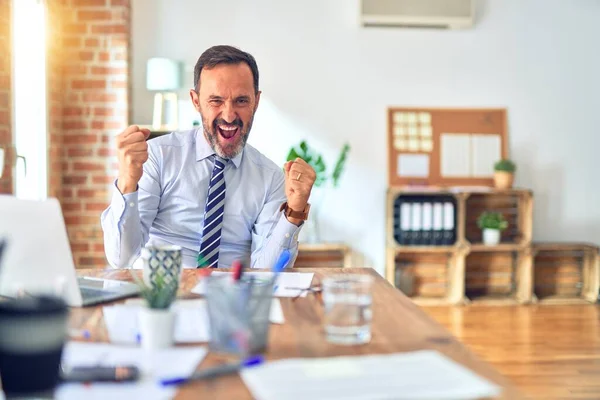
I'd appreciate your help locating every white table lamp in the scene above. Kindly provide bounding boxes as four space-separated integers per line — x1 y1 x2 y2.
146 57 182 131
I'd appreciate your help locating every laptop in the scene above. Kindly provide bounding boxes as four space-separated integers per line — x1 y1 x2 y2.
0 195 140 307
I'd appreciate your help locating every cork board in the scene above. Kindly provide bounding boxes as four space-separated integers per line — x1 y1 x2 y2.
387 108 508 187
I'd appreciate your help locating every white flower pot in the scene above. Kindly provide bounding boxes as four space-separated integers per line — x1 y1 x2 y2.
138 308 175 350
482 229 501 246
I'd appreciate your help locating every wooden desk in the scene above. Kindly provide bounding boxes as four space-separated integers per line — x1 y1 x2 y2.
72 268 522 399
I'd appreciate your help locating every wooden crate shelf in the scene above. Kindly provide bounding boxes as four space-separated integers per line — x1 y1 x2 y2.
468 243 528 252
386 187 600 305
464 190 533 247
394 252 449 298
386 187 534 305
388 245 458 253
465 249 533 304
532 243 599 304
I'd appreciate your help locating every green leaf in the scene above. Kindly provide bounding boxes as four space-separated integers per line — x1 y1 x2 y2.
331 143 351 187
299 141 308 154
286 148 300 162
314 155 326 173
129 270 178 309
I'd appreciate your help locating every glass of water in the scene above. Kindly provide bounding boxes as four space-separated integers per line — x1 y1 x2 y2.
322 274 374 345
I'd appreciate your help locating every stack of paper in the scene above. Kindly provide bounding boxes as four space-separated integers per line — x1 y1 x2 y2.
240 350 502 400
103 298 284 344
191 271 314 298
55 342 207 400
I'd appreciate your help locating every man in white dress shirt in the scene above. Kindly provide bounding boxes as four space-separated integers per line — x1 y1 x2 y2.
101 45 316 269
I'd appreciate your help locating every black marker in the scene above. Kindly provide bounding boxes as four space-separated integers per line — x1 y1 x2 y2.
61 365 140 383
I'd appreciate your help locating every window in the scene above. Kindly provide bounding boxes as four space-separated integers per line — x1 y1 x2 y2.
12 0 47 199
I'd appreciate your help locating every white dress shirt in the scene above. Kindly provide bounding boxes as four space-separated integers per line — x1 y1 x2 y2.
100 128 302 269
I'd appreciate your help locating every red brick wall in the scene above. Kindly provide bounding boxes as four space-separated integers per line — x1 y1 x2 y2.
0 0 12 194
48 0 131 268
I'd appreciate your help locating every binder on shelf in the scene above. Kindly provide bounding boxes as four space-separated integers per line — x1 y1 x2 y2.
443 201 455 245
432 202 444 246
421 201 433 246
392 203 400 244
410 201 423 245
399 202 411 245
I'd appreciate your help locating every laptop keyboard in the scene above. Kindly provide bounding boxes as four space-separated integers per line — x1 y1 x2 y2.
80 287 115 300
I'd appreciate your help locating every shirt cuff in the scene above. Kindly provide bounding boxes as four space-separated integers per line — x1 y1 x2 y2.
111 179 139 219
271 211 303 248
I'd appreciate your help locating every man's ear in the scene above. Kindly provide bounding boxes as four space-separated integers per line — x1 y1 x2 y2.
254 90 262 113
189 89 201 112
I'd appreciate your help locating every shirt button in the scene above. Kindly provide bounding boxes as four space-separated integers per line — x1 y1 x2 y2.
129 202 135 207
294 235 298 241
285 233 290 238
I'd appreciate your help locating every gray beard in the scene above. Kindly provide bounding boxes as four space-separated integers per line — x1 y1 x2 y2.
202 116 253 159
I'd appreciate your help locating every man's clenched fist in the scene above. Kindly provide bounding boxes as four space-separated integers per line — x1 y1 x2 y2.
283 158 316 225
116 125 151 194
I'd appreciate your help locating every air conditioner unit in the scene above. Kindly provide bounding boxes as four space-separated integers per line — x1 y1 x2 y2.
360 0 475 30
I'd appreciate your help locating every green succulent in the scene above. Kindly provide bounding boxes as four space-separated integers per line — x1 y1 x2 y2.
494 159 516 173
130 271 178 310
477 211 508 231
286 141 350 188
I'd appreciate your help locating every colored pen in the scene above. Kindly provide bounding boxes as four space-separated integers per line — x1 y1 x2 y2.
271 250 291 292
232 260 243 281
61 365 140 383
160 355 264 386
196 267 212 278
272 250 291 274
69 328 91 340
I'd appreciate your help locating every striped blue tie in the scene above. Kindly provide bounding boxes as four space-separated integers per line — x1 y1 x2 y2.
197 155 227 268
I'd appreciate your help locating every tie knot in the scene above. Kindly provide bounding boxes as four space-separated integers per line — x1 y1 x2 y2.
214 155 227 169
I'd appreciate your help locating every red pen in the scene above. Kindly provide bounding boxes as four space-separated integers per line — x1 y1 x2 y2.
232 260 243 281
196 268 212 278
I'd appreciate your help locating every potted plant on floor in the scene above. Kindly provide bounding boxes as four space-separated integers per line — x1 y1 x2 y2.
131 272 178 349
286 140 350 243
493 159 516 189
477 211 508 246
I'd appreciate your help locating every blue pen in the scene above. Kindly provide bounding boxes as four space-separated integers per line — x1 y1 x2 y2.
160 355 264 386
272 250 291 274
272 250 291 292
68 329 91 340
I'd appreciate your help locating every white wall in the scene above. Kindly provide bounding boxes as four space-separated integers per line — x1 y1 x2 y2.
131 0 600 275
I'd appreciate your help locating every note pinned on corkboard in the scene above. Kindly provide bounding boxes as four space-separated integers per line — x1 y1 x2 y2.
387 108 508 187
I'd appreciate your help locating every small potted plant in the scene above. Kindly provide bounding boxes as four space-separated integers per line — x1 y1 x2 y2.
493 159 516 189
477 211 508 246
131 272 178 349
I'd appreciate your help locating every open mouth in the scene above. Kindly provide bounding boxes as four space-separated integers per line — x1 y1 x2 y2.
217 124 239 141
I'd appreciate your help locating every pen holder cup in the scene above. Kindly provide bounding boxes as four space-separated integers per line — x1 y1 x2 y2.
205 275 274 357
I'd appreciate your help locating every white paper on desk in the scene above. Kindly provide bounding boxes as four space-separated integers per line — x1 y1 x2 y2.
191 271 314 298
240 350 502 400
103 298 284 344
56 342 207 400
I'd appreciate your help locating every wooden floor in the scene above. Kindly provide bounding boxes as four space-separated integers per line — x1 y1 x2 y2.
423 304 600 400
